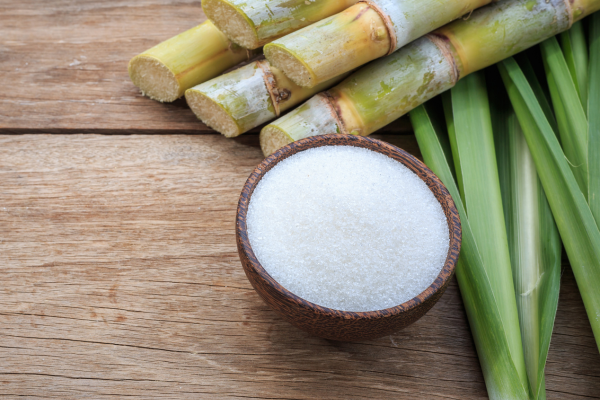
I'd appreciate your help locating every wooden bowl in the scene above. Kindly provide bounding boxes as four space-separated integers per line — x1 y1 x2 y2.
236 134 462 341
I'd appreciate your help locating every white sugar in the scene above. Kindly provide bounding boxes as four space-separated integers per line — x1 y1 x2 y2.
247 146 449 312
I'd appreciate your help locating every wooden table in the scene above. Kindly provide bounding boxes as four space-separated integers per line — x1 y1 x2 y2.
1 1 598 398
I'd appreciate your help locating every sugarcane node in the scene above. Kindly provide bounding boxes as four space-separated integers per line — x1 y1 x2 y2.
370 25 388 42
563 0 575 27
257 60 284 116
426 34 460 85
277 89 292 102
236 134 462 341
321 92 349 135
358 0 397 55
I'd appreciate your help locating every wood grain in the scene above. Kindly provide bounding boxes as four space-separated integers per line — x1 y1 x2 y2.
0 134 598 399
0 0 598 398
0 0 411 134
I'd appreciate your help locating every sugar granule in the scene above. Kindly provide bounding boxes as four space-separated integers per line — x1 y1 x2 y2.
247 146 449 312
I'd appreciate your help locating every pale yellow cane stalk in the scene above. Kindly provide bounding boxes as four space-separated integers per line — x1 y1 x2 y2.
185 60 348 137
128 21 257 102
202 0 359 50
261 0 600 156
264 0 491 88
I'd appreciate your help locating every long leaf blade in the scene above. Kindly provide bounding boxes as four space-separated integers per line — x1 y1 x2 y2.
541 37 589 196
447 73 529 390
560 21 589 110
590 12 600 230
518 55 559 137
499 57 600 351
492 82 562 400
560 30 579 95
410 105 529 400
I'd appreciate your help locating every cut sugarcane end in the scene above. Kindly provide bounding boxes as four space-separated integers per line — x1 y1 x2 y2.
203 0 260 49
260 125 293 157
128 55 180 102
185 89 242 138
265 44 316 88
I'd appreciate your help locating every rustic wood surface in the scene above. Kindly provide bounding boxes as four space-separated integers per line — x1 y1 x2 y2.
0 135 599 399
0 0 599 399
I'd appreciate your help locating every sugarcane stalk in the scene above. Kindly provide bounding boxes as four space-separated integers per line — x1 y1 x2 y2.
263 0 492 88
261 0 600 156
573 0 600 17
128 21 257 102
260 36 456 155
185 60 348 137
202 0 359 50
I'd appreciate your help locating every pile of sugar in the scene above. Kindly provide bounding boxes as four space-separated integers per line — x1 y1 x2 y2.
246 146 449 312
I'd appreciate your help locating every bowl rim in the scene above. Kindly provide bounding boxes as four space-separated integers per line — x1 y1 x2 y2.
236 134 462 320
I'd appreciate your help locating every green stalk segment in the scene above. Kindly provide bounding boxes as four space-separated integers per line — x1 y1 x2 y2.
264 0 491 88
432 0 571 77
499 57 600 351
572 0 600 18
128 21 256 102
492 79 561 400
410 103 529 400
331 37 457 136
260 93 343 155
261 35 457 155
202 0 359 49
260 0 597 156
185 60 348 138
263 3 391 88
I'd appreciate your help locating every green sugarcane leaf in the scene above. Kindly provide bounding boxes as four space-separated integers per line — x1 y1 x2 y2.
570 22 589 110
518 56 559 136
442 93 465 202
560 30 578 91
410 104 530 400
561 21 589 110
590 12 600 230
491 78 561 400
446 73 529 392
499 57 600 352
541 37 589 196
545 70 570 150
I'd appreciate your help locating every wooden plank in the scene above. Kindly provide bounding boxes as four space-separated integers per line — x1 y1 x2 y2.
0 0 411 134
0 134 598 399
